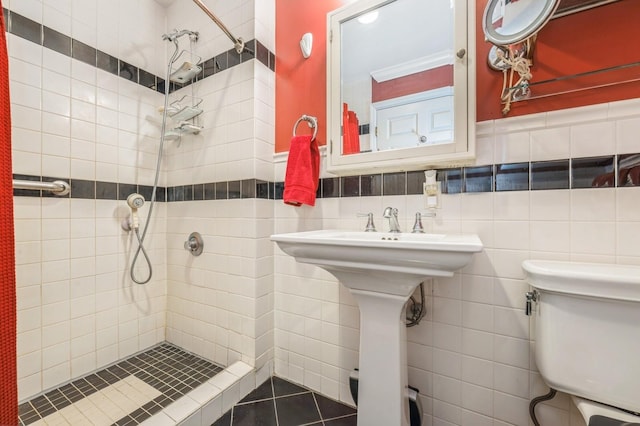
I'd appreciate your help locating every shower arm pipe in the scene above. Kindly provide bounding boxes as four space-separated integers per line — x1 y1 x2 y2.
192 0 245 54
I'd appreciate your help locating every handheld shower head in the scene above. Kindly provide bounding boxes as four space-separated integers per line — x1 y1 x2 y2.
127 193 145 229
127 193 145 209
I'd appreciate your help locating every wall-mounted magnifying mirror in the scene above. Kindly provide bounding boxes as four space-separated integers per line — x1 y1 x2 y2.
483 0 560 46
326 0 475 175
482 0 560 114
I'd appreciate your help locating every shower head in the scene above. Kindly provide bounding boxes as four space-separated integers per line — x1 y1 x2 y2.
127 193 145 230
162 29 199 42
127 193 145 210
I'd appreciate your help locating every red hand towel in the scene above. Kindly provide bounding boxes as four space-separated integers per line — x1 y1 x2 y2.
342 103 360 155
283 135 319 206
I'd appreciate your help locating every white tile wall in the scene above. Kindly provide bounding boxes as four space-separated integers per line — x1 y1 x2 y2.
158 0 276 381
273 98 640 426
9 1 168 401
165 198 274 371
11 1 639 425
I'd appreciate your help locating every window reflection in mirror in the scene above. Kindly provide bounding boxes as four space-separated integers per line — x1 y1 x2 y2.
340 0 455 155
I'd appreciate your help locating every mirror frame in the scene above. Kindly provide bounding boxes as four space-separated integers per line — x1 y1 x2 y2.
326 0 476 175
483 0 560 46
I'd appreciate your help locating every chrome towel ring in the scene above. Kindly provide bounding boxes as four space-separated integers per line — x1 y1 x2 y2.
293 114 318 141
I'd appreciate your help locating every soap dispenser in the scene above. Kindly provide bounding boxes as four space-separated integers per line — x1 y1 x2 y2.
423 170 441 213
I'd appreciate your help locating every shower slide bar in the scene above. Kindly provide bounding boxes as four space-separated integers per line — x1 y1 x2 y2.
12 179 70 196
192 0 246 54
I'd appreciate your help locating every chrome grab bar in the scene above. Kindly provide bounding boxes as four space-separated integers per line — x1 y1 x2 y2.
12 179 70 196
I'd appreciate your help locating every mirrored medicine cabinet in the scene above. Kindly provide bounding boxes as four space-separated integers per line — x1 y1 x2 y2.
326 0 476 175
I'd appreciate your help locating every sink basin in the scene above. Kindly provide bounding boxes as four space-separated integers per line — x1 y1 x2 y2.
272 230 483 296
272 229 482 426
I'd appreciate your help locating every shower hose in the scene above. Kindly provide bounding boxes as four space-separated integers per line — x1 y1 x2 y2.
130 38 182 284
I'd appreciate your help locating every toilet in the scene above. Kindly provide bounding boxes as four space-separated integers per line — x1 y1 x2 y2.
522 260 640 426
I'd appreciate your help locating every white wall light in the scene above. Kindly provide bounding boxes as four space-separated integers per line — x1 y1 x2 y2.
300 33 313 59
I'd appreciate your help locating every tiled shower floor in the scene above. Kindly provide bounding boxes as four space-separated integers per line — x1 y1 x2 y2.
18 343 224 426
213 376 357 426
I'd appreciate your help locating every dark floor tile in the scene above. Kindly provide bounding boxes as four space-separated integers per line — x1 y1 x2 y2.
18 403 34 416
211 409 232 426
239 378 273 403
20 412 41 426
232 400 277 426
131 407 151 423
314 393 356 420
141 401 163 416
275 393 321 426
272 376 307 397
64 388 83 403
153 395 173 408
35 405 57 418
113 415 137 426
323 414 358 425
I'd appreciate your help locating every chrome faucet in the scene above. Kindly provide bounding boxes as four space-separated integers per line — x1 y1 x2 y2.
383 207 401 233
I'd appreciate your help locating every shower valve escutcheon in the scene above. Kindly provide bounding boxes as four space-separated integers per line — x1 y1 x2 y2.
184 232 204 256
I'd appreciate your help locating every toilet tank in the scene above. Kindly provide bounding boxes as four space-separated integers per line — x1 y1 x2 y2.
523 260 640 414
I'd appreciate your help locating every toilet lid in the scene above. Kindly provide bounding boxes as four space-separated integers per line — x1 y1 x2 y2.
589 415 640 426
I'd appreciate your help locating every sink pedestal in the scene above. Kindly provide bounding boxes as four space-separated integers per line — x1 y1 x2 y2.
329 269 423 426
350 288 413 426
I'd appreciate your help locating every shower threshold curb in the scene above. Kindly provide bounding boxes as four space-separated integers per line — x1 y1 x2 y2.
141 361 255 426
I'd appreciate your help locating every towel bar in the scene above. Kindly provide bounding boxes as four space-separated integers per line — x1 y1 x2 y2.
293 115 318 141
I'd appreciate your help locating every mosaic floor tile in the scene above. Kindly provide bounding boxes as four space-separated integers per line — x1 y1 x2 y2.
19 343 223 426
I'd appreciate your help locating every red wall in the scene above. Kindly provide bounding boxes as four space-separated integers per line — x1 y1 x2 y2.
275 0 344 153
372 66 454 103
275 0 640 152
475 0 640 121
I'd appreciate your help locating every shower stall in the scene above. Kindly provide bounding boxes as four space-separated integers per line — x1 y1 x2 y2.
8 0 275 423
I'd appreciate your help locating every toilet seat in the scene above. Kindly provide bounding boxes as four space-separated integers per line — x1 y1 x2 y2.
573 397 640 426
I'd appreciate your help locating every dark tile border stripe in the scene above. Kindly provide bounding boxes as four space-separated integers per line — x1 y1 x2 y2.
12 153 640 201
3 8 274 95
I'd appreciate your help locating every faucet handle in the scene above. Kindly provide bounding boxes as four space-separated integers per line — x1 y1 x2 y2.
356 212 377 232
412 212 425 233
412 210 436 233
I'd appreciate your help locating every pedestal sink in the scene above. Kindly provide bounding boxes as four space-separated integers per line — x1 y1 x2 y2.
271 230 483 426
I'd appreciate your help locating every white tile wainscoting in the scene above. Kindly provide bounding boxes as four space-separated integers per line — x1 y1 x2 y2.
272 98 640 426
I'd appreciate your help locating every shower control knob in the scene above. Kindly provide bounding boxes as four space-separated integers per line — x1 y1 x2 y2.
184 232 204 256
